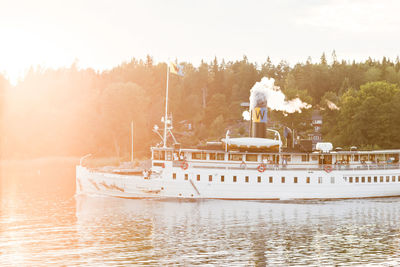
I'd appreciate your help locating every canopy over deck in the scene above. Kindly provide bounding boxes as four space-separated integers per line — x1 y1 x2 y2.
222 137 281 152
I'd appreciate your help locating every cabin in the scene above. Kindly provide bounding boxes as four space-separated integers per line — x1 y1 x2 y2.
151 145 400 172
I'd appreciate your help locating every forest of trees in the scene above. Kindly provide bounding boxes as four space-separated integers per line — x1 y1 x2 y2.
1 52 400 159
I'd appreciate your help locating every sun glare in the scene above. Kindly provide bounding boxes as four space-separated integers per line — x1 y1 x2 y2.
0 27 74 85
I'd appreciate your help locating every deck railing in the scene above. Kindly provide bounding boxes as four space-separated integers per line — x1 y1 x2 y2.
171 160 400 172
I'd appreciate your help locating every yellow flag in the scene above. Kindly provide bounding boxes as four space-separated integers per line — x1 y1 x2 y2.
169 62 184 76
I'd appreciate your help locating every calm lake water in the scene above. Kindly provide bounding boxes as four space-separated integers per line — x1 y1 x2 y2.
2 159 400 266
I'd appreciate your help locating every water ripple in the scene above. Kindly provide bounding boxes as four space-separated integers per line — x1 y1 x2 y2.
3 162 400 266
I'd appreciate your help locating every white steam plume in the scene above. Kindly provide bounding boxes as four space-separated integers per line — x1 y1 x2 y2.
249 77 311 113
326 100 339 110
242 110 251 121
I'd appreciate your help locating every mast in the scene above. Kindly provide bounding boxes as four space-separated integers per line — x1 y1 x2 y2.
163 63 170 148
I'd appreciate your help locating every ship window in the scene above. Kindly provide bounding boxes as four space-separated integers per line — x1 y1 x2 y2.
294 177 298 183
209 153 216 160
374 176 377 183
301 155 309 162
398 176 400 182
281 177 285 183
392 176 396 182
311 155 318 161
233 176 237 182
368 176 371 183
361 155 368 162
246 154 258 162
155 150 165 160
192 153 201 160
269 176 273 183
209 175 212 182
354 155 359 161
173 173 176 179
245 176 249 183
229 154 243 161
185 174 189 180
217 153 225 160
361 177 365 183
386 176 390 182
192 152 206 160
306 177 310 184
377 154 385 162
221 175 225 182
349 177 353 183
153 150 159 160
196 174 199 181
355 177 359 183
331 177 335 184
380 176 384 182
318 177 322 184
166 151 172 161
262 154 270 161
257 176 261 183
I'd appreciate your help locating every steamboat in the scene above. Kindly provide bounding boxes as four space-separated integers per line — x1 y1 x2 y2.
76 77 400 200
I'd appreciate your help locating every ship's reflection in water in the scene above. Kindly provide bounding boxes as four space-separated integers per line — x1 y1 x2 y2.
76 196 400 266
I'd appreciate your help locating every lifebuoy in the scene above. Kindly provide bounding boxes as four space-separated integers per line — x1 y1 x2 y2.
181 161 188 170
257 164 266 173
324 165 332 173
240 161 246 169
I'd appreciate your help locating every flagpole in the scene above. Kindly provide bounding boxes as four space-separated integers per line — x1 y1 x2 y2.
131 120 134 162
163 63 170 148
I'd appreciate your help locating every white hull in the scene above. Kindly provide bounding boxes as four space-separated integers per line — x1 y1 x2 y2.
76 165 400 200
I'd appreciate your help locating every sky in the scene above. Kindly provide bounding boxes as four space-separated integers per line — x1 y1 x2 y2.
1 0 400 85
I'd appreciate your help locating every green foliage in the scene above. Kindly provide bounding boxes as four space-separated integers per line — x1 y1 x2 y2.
335 81 400 148
2 54 400 159
364 67 382 82
204 94 226 125
98 82 150 157
320 91 340 141
209 115 226 139
238 126 245 136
